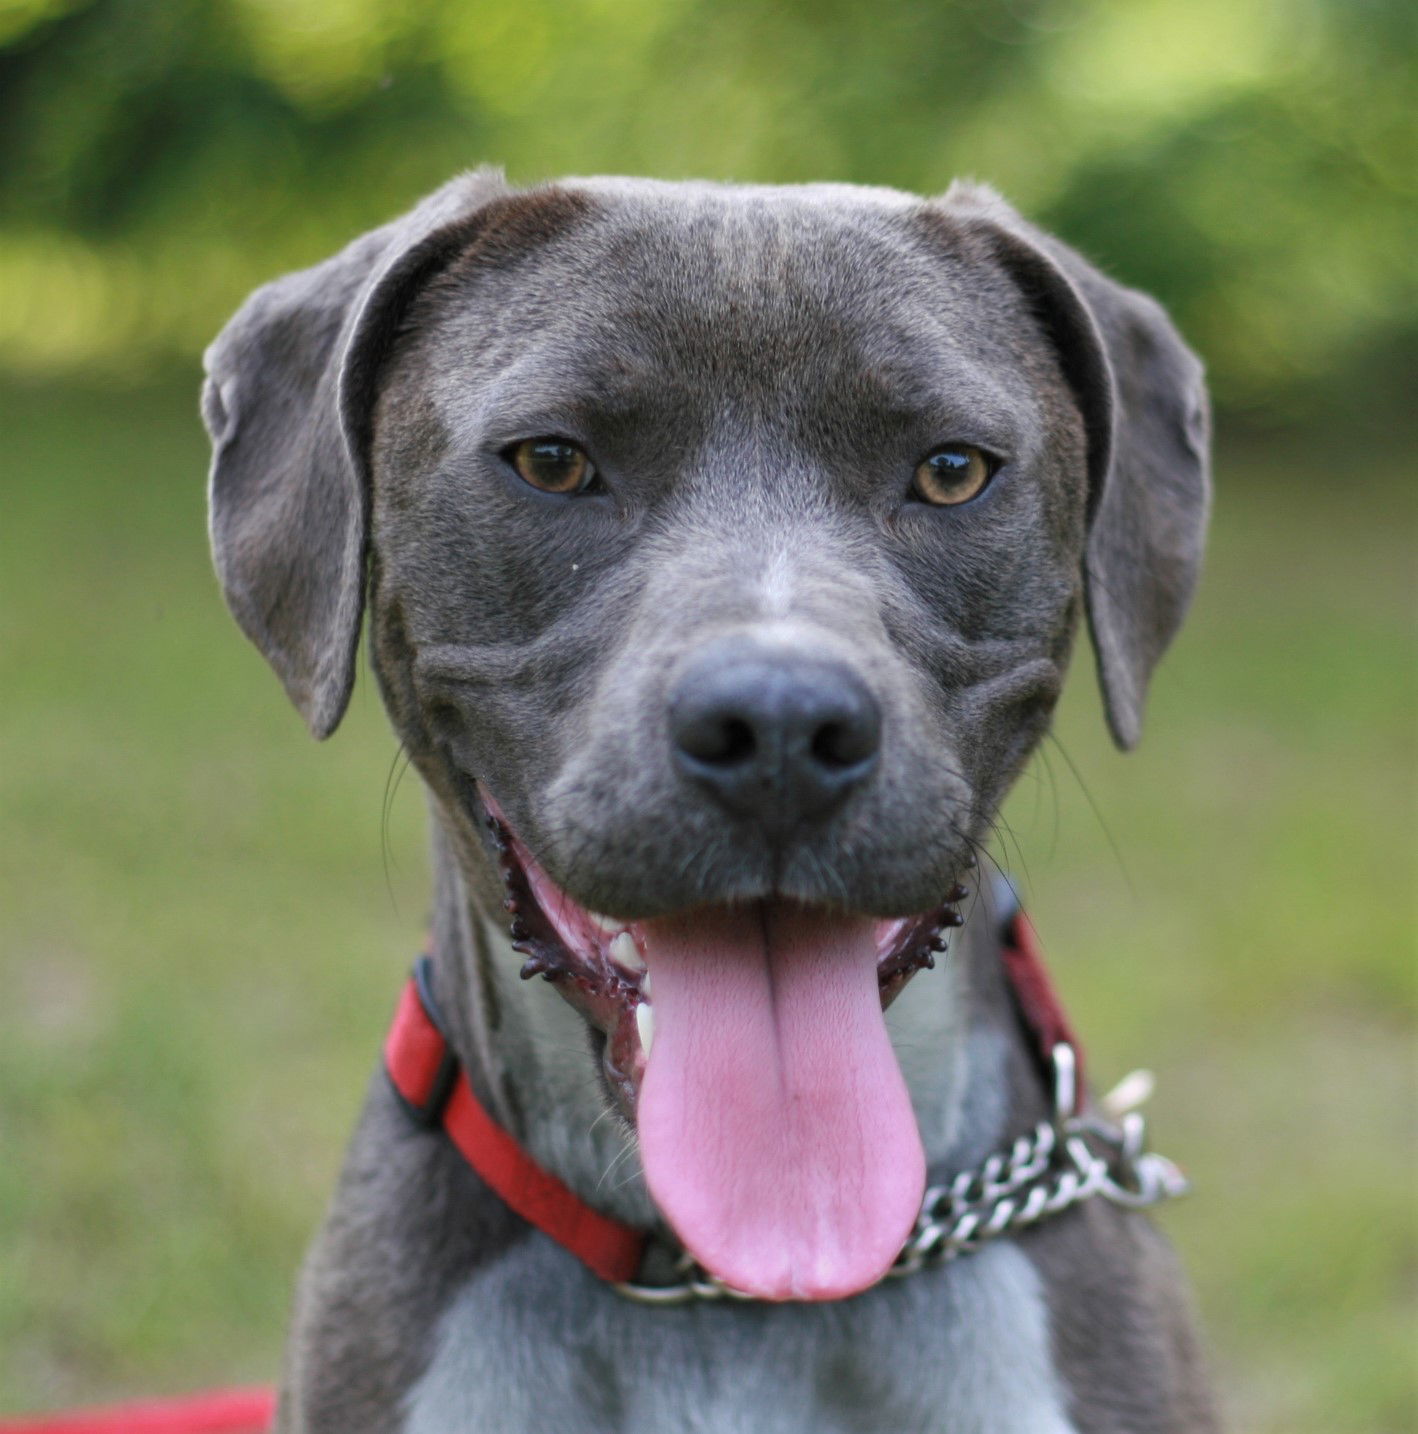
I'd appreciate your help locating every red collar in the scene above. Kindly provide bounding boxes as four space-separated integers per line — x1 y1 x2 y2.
382 908 1078 1288
383 959 647 1283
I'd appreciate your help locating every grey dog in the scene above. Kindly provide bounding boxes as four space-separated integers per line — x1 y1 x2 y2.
202 170 1218 1432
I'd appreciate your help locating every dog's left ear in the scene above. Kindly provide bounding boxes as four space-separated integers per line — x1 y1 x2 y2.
940 183 1211 749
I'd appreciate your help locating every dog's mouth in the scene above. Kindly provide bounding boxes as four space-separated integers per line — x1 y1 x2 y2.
484 794 967 1301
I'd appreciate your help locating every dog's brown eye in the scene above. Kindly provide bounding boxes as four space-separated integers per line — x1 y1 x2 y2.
912 445 995 506
508 439 597 494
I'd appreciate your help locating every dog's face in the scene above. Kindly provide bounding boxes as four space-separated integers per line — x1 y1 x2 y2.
203 173 1208 1299
373 181 1087 919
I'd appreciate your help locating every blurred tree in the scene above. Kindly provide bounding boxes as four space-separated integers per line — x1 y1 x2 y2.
0 0 1411 423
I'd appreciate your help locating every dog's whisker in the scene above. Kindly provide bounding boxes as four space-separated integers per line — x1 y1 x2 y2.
1046 732 1135 895
594 1138 641 1198
380 741 415 917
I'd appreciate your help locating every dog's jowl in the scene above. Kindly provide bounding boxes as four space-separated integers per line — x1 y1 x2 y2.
203 172 1219 1432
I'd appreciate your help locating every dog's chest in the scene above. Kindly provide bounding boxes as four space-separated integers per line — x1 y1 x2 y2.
401 1238 1079 1434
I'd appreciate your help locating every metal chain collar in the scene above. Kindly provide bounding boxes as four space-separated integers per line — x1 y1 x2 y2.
613 1043 1190 1306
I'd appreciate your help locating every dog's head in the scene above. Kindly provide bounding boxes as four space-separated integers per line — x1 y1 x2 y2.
203 171 1209 1299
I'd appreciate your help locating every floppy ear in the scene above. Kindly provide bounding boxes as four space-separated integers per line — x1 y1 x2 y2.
201 168 510 738
942 183 1211 750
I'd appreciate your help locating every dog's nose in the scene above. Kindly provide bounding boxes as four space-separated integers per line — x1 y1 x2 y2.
669 645 881 833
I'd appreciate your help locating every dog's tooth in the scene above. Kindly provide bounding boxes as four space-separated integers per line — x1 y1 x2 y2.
587 911 621 936
636 1001 655 1057
611 931 645 972
640 969 653 1000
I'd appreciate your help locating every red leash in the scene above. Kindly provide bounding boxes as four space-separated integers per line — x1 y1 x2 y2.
0 1388 275 1434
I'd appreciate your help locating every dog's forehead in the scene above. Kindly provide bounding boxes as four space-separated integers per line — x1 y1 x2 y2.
407 178 1045 444
535 177 999 343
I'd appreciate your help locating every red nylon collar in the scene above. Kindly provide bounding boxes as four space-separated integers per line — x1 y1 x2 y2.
1001 909 1085 1106
383 961 646 1283
382 910 1076 1286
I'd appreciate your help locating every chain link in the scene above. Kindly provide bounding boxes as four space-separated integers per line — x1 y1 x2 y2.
613 1043 1190 1306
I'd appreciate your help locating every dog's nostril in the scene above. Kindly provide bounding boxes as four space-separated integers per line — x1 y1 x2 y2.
812 718 874 770
713 717 757 766
674 712 757 767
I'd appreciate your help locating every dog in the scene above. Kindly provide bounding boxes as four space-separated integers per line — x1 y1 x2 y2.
202 170 1218 1432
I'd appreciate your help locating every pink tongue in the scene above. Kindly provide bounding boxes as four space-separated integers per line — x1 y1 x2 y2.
636 903 925 1300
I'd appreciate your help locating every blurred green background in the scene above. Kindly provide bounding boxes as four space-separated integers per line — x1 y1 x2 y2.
0 0 1413 1428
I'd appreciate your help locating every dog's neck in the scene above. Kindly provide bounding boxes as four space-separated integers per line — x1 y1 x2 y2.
423 813 1016 1231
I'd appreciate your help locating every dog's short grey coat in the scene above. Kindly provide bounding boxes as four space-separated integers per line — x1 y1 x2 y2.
203 169 1218 1432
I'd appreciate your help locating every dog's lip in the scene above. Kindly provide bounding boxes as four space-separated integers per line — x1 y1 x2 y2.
478 788 967 1118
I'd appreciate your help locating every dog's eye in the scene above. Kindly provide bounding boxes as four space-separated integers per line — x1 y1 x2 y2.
911 445 996 507
507 439 598 495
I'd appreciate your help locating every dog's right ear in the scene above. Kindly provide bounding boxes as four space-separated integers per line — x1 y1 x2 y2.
201 168 511 738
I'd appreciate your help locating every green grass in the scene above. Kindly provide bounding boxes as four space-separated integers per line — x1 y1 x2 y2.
1 382 1413 1429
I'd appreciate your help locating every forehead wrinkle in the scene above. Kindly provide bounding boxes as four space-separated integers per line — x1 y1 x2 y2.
471 348 672 426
